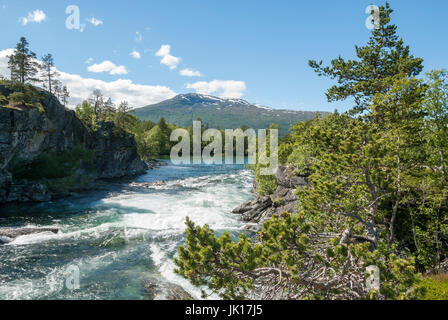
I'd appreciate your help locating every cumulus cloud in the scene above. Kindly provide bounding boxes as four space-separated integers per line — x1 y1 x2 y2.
0 48 14 76
86 17 103 27
59 73 176 108
0 49 176 108
20 9 46 26
180 68 202 77
130 50 141 59
155 45 181 70
186 80 246 98
87 60 128 75
84 57 94 64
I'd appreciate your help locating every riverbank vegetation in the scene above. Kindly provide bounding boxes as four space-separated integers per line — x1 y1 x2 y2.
175 3 448 299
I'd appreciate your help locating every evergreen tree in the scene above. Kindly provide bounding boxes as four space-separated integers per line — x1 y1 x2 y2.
7 37 39 86
88 89 104 117
174 3 445 299
309 2 423 119
61 85 70 106
40 53 60 94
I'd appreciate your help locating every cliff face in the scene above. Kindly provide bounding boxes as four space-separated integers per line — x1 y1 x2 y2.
232 166 308 231
0 85 147 204
92 121 147 179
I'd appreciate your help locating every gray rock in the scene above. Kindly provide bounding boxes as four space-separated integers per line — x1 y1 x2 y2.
145 160 168 170
275 166 308 188
0 227 59 240
92 121 147 179
144 277 193 300
0 236 13 244
233 166 306 228
0 85 149 204
232 199 257 214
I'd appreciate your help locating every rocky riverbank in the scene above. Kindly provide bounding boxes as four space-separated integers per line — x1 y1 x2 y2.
232 166 308 231
0 84 154 204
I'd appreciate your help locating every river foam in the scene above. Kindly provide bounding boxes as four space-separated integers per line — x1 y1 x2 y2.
0 161 253 300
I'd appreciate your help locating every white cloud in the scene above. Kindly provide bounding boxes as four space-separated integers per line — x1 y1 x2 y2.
135 32 143 43
0 49 177 108
86 17 103 27
20 9 46 26
87 60 128 75
130 50 141 59
0 48 14 76
84 57 94 65
155 45 181 70
186 80 246 98
180 68 202 77
59 73 176 108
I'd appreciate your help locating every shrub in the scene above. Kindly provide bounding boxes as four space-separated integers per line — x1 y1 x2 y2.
10 145 95 181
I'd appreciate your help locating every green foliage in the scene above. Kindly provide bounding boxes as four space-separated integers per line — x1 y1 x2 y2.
4 82 46 112
309 2 423 116
254 164 277 196
175 213 423 300
75 100 98 130
142 125 170 157
0 93 7 105
7 37 39 85
175 3 448 300
252 124 279 196
10 145 95 182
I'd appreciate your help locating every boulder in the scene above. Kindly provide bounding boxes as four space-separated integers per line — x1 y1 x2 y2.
233 166 307 228
144 277 193 300
0 227 59 242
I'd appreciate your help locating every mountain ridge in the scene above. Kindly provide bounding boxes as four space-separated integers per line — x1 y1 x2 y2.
134 93 327 135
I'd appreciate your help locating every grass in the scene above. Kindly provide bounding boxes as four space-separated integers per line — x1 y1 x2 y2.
419 274 448 300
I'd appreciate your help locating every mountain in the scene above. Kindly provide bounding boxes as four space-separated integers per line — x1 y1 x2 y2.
133 93 327 136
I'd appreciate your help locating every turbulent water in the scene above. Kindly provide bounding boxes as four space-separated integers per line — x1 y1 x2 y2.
0 161 254 300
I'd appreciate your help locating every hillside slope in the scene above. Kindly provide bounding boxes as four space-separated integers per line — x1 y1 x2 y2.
134 93 326 136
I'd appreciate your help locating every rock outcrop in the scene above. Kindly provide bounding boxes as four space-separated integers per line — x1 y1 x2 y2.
0 85 148 204
0 227 59 244
144 277 193 300
91 121 147 179
233 166 308 230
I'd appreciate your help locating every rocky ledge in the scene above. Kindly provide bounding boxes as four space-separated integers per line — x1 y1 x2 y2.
232 166 308 231
0 85 150 204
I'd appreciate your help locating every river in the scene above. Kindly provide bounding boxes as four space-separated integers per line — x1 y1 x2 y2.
0 161 254 300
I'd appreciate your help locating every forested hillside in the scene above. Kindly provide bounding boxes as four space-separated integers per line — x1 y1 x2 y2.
134 93 325 136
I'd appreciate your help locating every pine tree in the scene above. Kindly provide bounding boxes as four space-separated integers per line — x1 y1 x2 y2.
173 2 439 299
7 37 39 86
61 85 70 106
40 54 60 94
88 89 104 117
309 2 423 119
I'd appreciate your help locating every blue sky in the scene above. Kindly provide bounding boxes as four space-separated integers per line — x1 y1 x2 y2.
0 0 447 111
